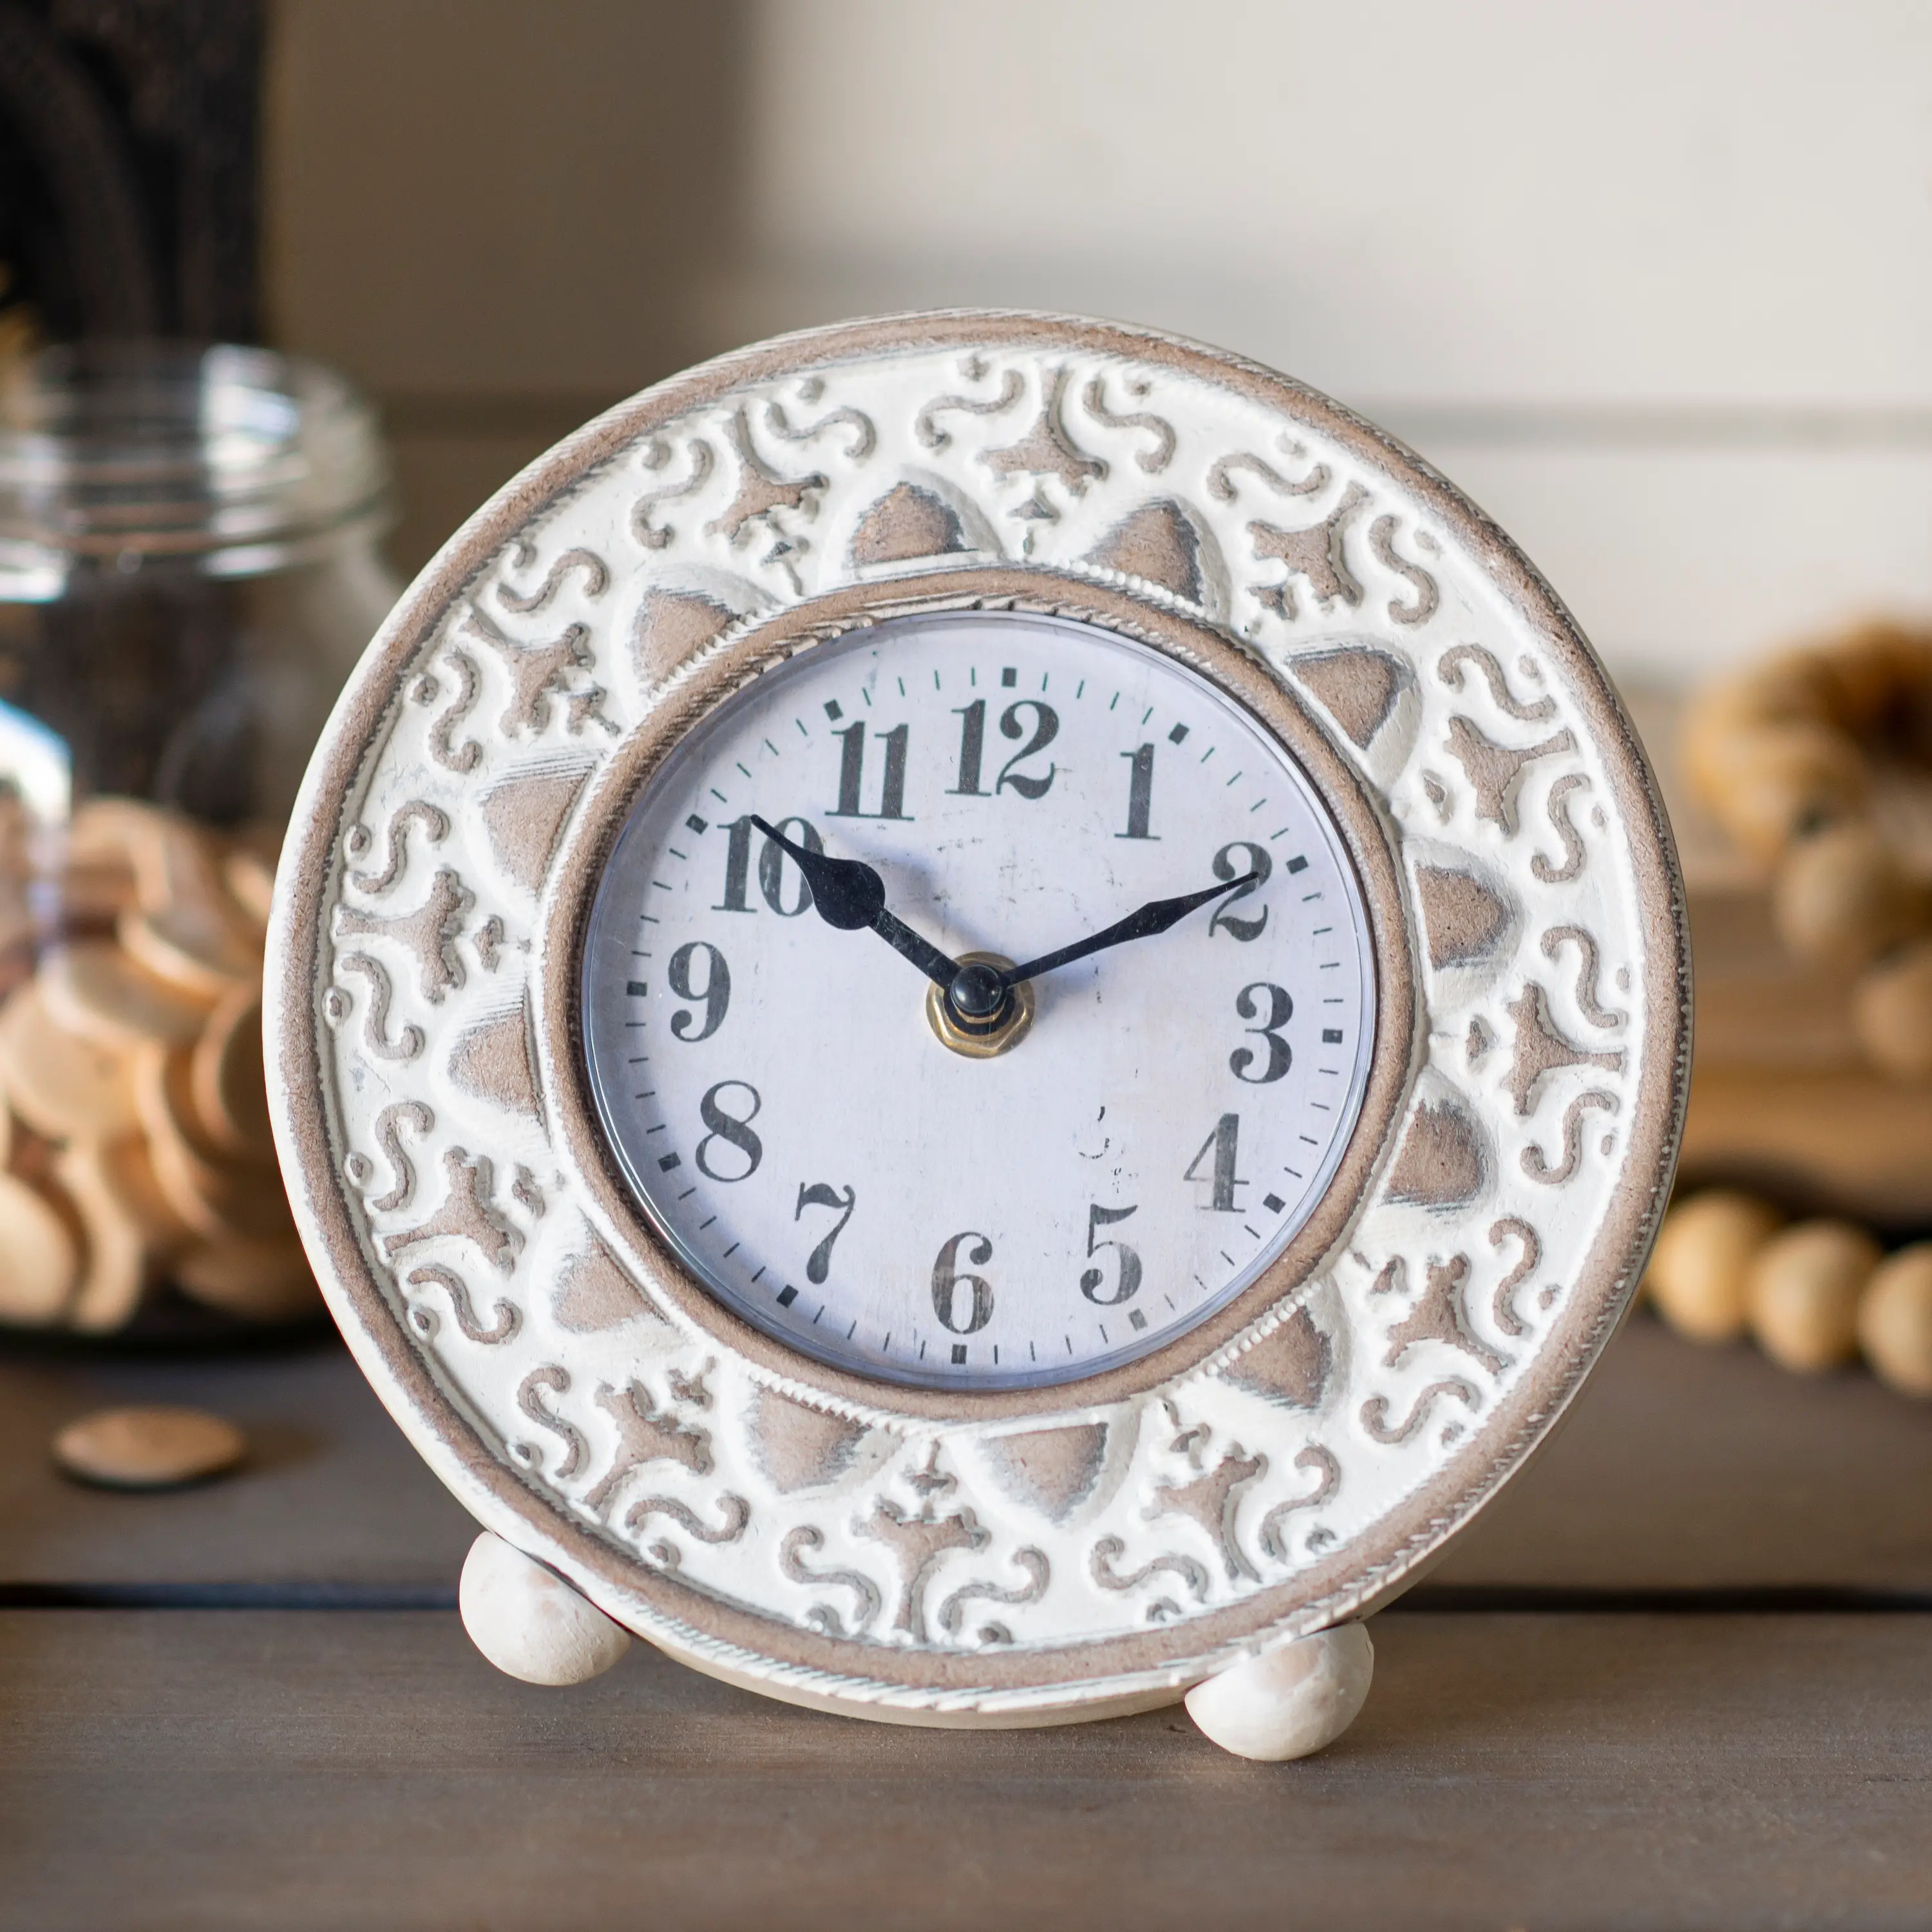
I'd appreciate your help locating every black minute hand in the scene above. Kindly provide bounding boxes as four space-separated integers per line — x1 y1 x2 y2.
750 816 961 990
998 871 1262 990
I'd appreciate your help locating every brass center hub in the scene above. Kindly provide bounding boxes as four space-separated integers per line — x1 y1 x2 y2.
927 951 1034 1059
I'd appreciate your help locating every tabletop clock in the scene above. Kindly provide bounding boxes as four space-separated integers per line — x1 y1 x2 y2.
267 312 1687 1759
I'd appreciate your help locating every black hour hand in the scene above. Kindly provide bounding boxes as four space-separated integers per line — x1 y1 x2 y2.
750 817 960 990
998 871 1262 990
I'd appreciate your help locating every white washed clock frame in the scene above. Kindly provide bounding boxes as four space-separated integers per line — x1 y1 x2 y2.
267 312 1689 1730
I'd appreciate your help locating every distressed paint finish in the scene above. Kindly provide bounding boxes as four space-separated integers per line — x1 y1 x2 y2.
266 313 1688 1725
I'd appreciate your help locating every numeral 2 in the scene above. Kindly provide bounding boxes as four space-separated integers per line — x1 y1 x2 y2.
1209 842 1272 941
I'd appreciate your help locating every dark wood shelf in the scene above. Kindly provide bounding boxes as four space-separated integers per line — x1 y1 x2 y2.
3 1313 1929 1926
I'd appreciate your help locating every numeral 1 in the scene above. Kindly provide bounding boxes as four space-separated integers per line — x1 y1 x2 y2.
950 699 988 795
1184 1112 1245 1211
1117 742 1157 839
831 721 911 819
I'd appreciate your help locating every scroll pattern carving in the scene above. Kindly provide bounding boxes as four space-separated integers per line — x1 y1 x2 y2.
781 1525 882 1637
1079 373 1175 473
1257 1444 1340 1561
345 801 448 895
914 363 1025 450
303 329 1659 1695
333 953 421 1061
404 1262 519 1345
631 438 715 550
497 543 609 614
415 649 483 773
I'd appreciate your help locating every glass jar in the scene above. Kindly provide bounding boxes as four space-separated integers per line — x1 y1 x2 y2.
0 343 398 1336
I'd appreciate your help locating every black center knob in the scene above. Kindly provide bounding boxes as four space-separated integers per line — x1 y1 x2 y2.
947 960 1009 1026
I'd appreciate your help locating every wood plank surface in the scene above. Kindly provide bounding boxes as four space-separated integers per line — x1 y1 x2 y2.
3 1316 1927 1596
0 1341 472 1591
2 1607 1926 1931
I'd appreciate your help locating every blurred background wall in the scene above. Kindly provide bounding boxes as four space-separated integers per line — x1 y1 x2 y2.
265 0 1932 687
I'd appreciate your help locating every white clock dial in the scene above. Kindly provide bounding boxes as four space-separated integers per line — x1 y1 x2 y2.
581 609 1374 1390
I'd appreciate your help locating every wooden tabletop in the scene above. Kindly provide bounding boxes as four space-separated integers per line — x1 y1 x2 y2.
3 1313 1929 1929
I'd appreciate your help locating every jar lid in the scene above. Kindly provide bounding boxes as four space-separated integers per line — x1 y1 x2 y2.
0 342 391 587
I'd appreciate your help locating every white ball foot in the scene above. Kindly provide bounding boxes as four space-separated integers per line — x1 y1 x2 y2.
459 1530 633 1687
1184 1621 1374 1761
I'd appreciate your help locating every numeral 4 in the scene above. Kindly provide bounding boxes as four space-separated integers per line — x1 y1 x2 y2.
1184 1113 1245 1211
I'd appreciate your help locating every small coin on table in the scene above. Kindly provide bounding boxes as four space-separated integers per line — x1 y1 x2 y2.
52 1405 247 1489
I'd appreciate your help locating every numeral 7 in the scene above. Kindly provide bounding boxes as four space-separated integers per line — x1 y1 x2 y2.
795 1182 857 1284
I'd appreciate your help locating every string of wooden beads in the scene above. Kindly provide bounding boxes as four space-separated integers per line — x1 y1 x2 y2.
1681 621 1932 1079
1645 1188 1932 1396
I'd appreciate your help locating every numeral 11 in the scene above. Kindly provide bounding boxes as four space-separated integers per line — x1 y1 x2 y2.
831 722 911 819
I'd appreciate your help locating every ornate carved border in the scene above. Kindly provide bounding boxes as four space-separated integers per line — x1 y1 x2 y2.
265 310 1690 1723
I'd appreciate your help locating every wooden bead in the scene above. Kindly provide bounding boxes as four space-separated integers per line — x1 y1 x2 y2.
1744 1220 1880 1372
1773 823 1927 971
1184 1623 1374 1761
1685 719 1866 862
1644 1189 1782 1343
1857 1245 1932 1397
53 1405 245 1488
1852 936 1932 1081
1813 622 1932 735
459 1531 633 1687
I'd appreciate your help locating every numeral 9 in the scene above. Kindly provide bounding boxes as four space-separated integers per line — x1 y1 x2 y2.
667 942 731 1043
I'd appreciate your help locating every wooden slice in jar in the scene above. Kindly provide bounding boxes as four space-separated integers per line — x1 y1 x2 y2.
99 810 267 998
118 898 262 1003
131 1044 294 1244
39 940 213 1051
54 1135 189 1332
67 797 168 884
189 988 274 1164
0 1169 81 1325
0 982 141 1141
175 1230 316 1323
222 838 278 931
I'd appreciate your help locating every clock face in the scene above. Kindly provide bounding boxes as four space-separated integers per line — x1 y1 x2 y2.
580 608 1376 1390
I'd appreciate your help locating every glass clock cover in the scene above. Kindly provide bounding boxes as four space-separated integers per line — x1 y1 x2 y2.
581 611 1374 1389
